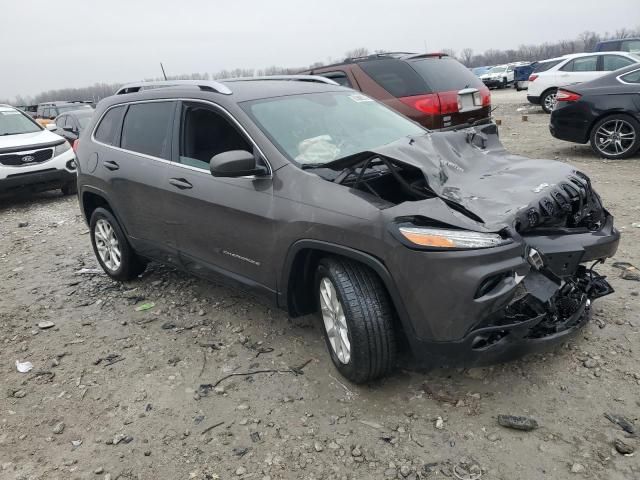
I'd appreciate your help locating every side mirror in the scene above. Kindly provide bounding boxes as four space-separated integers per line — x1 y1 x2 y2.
63 126 76 133
209 150 268 177
45 123 57 131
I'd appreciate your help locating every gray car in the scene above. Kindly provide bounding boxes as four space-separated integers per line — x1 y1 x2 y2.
76 78 619 383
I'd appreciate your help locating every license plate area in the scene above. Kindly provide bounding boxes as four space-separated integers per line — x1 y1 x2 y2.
458 88 482 112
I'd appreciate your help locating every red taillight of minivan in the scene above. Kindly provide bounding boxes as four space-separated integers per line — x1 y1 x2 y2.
399 93 441 114
556 89 582 102
72 139 79 152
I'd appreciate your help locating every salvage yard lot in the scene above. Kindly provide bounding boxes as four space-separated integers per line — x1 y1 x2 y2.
1 89 639 480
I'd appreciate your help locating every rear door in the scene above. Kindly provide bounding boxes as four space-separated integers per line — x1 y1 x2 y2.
163 100 277 295
94 101 176 259
557 55 600 86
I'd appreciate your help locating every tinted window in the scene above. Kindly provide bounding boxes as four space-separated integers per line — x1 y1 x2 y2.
94 105 126 146
621 69 640 83
561 56 597 72
596 41 619 52
603 55 636 71
409 58 483 91
319 71 352 88
179 103 251 170
121 102 174 159
621 39 640 53
532 60 563 73
359 59 428 97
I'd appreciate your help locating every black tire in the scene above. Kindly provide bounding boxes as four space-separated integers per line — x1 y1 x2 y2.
501 78 508 89
89 207 146 281
541 88 557 114
315 257 396 383
589 114 640 160
61 181 77 195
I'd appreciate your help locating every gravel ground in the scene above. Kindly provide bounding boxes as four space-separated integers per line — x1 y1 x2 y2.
1 89 639 480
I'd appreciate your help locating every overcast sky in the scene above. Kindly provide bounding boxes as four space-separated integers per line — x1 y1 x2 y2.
3 0 639 99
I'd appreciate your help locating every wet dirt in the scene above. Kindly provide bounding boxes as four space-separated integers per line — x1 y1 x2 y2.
1 89 639 479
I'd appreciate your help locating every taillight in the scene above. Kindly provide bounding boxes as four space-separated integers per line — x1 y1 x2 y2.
438 91 459 114
72 139 79 152
556 89 581 102
481 89 491 107
528 74 539 82
399 94 441 114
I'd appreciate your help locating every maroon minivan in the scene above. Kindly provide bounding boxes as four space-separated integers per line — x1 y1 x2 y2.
302 52 491 130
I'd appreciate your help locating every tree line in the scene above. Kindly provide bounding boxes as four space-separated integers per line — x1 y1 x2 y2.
4 27 639 106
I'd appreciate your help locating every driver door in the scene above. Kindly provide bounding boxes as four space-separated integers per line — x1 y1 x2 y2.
163 101 278 297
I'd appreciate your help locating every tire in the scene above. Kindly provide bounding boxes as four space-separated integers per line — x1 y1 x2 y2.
61 181 77 195
502 78 508 89
89 207 147 281
541 88 557 114
589 114 640 160
315 257 396 383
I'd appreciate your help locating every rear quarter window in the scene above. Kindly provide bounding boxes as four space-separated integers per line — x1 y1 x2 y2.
358 59 428 97
120 102 174 159
409 57 484 91
94 105 126 146
532 59 563 73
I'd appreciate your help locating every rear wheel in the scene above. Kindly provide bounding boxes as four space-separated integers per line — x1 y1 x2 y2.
315 257 396 383
89 207 147 281
541 89 557 114
589 114 640 159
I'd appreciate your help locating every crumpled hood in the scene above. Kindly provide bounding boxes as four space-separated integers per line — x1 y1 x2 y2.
358 124 599 232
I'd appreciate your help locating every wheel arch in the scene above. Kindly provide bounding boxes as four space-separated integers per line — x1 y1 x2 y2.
80 187 130 237
587 110 640 139
280 240 414 346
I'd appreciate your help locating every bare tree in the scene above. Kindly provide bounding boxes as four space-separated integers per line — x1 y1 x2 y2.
460 48 474 66
441 48 457 59
344 47 369 59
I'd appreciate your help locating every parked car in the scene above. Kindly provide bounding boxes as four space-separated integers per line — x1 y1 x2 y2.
53 109 94 145
300 52 491 130
16 105 37 118
594 37 640 54
527 51 640 113
76 79 619 383
36 101 94 126
513 63 535 91
0 104 77 195
479 64 515 89
472 66 493 77
550 63 640 159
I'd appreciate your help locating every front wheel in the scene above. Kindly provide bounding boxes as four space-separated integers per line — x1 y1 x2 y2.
589 115 640 159
89 207 147 281
315 257 396 383
541 89 557 114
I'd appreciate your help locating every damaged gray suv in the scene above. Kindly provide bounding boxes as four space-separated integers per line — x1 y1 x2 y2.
76 78 620 383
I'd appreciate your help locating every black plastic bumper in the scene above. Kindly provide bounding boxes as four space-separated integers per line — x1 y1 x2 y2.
527 95 541 105
0 168 76 193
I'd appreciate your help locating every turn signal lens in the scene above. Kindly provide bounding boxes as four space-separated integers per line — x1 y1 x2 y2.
398 227 511 249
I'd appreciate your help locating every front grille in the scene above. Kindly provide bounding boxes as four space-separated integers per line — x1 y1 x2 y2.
0 148 54 166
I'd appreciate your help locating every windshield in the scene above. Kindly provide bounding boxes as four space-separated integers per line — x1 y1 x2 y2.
488 66 506 74
242 92 425 165
58 104 93 114
0 109 42 135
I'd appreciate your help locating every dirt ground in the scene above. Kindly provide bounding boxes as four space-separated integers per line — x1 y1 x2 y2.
1 89 639 480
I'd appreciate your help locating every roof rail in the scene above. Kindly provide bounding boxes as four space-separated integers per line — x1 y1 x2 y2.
222 75 339 85
115 80 233 96
344 51 418 62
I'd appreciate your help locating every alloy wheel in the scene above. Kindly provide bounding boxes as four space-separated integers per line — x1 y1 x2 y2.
544 92 557 112
94 218 121 271
319 277 351 364
594 119 636 157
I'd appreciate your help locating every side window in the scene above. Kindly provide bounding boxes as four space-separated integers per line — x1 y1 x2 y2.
621 39 640 53
603 55 636 71
120 102 174 159
49 108 57 119
319 71 353 88
561 56 597 72
94 105 126 146
37 106 44 117
621 69 640 83
359 59 428 97
56 115 67 128
179 103 252 170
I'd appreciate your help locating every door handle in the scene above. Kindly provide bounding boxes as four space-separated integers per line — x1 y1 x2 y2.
103 160 119 171
169 178 193 190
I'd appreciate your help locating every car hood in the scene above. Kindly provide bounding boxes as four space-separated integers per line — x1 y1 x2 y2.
336 124 602 233
0 130 65 151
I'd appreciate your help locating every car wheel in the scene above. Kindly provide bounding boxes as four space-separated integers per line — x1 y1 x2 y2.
89 207 147 281
541 89 557 114
590 115 640 160
502 78 508 89
315 257 396 383
61 181 77 195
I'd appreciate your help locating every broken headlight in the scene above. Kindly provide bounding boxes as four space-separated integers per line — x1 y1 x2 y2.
398 226 512 250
